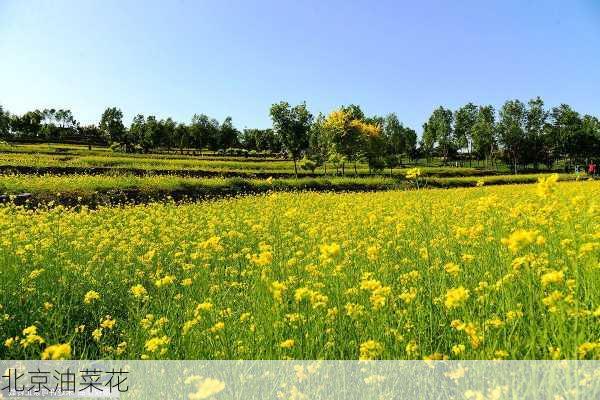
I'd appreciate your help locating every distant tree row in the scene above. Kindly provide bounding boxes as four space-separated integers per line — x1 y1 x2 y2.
0 107 81 142
0 105 276 155
101 108 243 154
421 98 600 172
2 98 599 174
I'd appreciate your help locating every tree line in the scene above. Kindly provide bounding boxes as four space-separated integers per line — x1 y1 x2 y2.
422 98 600 173
268 98 600 176
0 106 279 156
1 97 599 174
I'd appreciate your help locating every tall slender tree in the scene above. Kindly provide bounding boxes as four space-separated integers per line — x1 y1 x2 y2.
174 123 190 154
471 105 496 167
307 113 331 173
549 104 582 170
220 117 239 149
270 101 313 177
525 97 547 169
454 103 478 166
0 106 11 137
423 106 454 163
383 114 404 157
498 99 526 174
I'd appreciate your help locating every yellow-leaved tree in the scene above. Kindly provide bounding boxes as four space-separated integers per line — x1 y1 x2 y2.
322 105 382 175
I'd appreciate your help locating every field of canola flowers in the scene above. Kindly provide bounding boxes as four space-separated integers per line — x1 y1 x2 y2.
1 176 600 360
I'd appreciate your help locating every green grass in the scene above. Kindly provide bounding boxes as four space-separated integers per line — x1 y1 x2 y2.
0 150 514 179
0 172 581 206
0 143 527 178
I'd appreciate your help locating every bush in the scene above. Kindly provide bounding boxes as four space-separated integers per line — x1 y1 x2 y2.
300 157 318 173
225 148 248 157
368 157 386 172
109 142 123 152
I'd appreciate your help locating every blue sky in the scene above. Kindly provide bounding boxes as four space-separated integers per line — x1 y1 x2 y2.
1 0 599 132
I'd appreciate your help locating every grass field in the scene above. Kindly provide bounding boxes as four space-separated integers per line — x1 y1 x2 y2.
0 142 555 178
0 172 580 206
2 178 600 360
0 143 580 207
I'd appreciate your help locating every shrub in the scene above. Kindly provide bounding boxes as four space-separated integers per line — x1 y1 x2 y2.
109 142 123 152
300 157 318 173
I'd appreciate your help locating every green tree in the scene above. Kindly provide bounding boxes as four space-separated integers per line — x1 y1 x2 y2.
55 109 76 131
343 104 365 120
0 106 11 137
99 107 126 148
577 115 600 164
498 99 526 174
219 117 239 149
454 103 478 166
78 124 103 149
159 117 177 150
143 115 160 152
11 110 43 137
525 97 547 169
240 128 281 153
423 107 454 164
549 104 583 170
269 101 313 177
190 114 207 150
471 105 496 167
190 114 220 151
421 122 434 163
404 127 417 162
40 109 58 140
383 113 405 166
307 113 331 174
174 123 190 154
129 114 147 151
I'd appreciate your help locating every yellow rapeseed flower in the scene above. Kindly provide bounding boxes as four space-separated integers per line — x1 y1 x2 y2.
405 168 422 179
501 229 538 253
144 335 170 353
92 328 103 342
41 343 72 360
100 316 116 330
359 340 384 360
83 290 101 304
444 287 470 309
155 275 176 288
540 270 564 287
444 262 461 276
130 284 148 298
